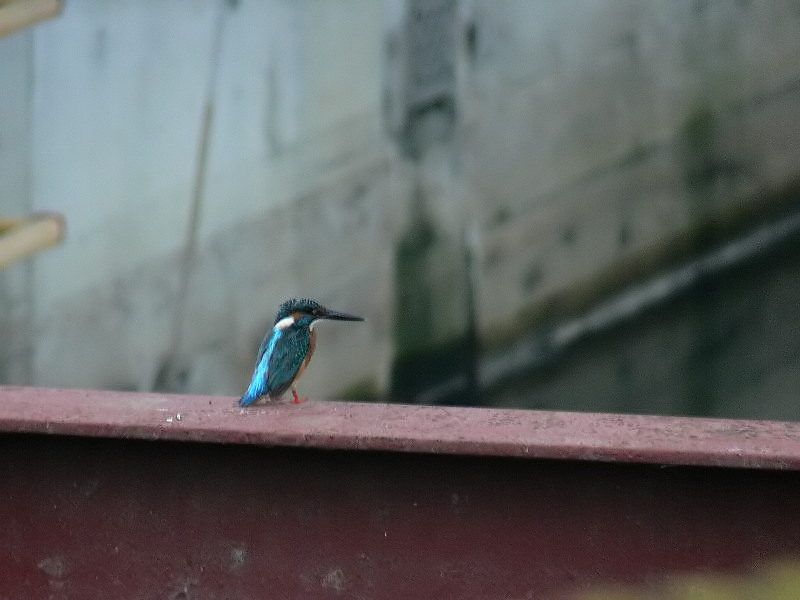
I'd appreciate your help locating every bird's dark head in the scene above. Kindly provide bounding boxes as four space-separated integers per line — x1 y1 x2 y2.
274 297 364 329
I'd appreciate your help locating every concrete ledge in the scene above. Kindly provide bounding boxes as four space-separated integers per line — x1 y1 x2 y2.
2 385 800 469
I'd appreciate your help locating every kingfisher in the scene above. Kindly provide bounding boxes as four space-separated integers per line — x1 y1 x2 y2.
239 298 364 407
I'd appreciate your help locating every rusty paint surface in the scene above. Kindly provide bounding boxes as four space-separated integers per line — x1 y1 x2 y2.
1 385 800 469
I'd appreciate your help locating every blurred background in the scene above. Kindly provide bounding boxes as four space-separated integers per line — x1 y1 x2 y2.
1 0 799 419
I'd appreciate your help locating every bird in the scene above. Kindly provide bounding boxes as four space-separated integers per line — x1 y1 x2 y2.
239 298 364 407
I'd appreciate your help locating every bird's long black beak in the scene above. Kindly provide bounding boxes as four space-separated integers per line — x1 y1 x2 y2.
320 308 364 322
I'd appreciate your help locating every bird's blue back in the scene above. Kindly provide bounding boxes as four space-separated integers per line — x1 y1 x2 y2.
239 321 312 406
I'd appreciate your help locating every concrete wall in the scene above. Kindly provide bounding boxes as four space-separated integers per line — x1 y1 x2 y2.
465 0 800 336
1 1 799 403
1 0 393 398
0 31 35 385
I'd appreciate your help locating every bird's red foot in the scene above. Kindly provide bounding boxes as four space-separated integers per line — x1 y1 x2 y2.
291 389 307 403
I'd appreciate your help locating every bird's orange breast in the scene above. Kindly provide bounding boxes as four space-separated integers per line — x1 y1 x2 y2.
293 328 317 384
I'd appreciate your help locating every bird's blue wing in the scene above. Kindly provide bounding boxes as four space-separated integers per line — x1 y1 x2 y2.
239 328 282 407
255 328 274 364
265 326 310 398
239 325 311 406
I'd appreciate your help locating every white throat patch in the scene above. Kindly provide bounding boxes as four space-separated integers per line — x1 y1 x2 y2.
274 316 295 330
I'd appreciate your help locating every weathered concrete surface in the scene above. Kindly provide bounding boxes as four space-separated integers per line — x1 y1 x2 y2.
486 229 800 422
1 2 800 406
0 31 35 384
465 1 800 338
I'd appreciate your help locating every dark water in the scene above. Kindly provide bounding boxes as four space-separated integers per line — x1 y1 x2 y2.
484 233 800 421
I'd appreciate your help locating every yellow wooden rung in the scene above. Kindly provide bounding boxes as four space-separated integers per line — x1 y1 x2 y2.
0 0 62 38
0 213 65 270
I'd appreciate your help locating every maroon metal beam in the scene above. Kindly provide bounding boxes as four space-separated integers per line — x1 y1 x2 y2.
2 386 800 598
2 386 800 468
